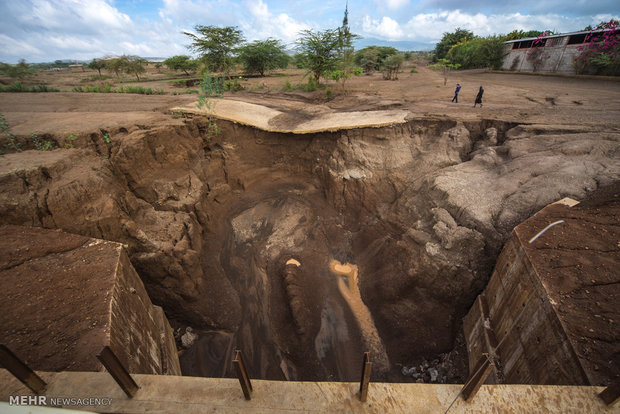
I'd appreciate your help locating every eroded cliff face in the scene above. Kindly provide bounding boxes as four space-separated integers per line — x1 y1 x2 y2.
0 117 618 381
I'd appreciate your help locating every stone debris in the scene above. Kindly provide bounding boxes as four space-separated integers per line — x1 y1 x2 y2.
181 327 198 349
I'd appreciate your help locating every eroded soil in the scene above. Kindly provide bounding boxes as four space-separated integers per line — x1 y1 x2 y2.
0 67 619 382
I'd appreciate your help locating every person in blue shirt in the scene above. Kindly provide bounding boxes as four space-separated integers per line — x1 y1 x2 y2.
451 83 461 103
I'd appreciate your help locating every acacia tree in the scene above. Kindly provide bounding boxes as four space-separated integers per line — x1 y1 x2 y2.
124 57 147 80
88 59 106 76
105 56 128 77
428 58 461 85
296 29 341 82
163 55 198 75
238 39 289 76
184 25 244 76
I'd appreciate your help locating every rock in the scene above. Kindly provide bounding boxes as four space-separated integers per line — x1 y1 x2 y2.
181 327 198 349
429 367 439 382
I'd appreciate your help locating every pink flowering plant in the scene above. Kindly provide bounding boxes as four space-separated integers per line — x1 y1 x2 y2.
526 31 552 71
574 20 620 75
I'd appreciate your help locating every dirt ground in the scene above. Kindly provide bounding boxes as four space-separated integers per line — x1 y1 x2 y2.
2 60 620 136
0 62 618 383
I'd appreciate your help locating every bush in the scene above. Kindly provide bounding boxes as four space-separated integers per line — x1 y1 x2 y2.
224 77 245 92
382 54 404 80
0 82 59 92
447 36 506 70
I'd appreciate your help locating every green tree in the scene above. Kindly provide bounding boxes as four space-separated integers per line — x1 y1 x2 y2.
381 53 404 80
447 36 506 70
296 29 341 82
0 62 34 79
354 46 398 71
105 56 129 77
88 59 106 76
184 25 244 75
503 30 544 41
428 58 461 85
124 57 147 80
434 28 474 61
163 55 199 75
238 39 289 76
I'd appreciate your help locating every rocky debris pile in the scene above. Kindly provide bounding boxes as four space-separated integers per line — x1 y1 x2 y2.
401 357 448 383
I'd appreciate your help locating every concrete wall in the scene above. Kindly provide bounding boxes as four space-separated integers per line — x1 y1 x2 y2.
502 37 583 74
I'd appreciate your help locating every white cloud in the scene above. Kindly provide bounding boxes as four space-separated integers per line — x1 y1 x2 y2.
362 16 404 40
241 0 310 44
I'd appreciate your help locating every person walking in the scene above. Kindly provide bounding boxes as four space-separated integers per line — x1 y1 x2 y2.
474 86 484 108
451 83 461 103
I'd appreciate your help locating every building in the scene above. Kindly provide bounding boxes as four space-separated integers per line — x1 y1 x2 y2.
501 29 615 74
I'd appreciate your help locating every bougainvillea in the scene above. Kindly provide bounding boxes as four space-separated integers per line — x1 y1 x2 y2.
526 31 552 72
574 20 620 76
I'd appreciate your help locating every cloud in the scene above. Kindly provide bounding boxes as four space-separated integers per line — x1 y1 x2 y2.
362 16 404 40
358 10 620 44
240 0 310 45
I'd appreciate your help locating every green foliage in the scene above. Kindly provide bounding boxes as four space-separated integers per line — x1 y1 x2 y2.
574 20 620 76
238 39 290 76
124 57 147 80
103 133 111 144
87 59 106 76
184 25 244 75
354 46 399 72
197 72 225 112
31 132 55 151
163 55 199 75
72 84 164 94
381 53 404 80
0 82 59 92
447 36 506 70
0 60 35 79
502 30 544 41
410 66 418 73
292 53 307 68
281 79 294 91
105 56 129 77
433 28 474 61
428 58 461 85
0 113 21 152
326 89 332 99
224 77 245 92
403 51 412 60
296 29 341 82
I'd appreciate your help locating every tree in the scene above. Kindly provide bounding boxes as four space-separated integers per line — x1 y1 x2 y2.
503 30 543 41
238 39 289 76
428 58 461 85
163 55 198 75
105 56 128 77
124 57 146 80
381 53 404 80
0 61 33 79
184 25 244 75
88 59 106 76
447 36 506 70
434 28 474 61
354 46 398 71
296 29 341 82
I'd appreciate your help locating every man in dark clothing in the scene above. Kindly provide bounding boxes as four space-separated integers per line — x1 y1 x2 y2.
474 86 484 108
451 83 461 103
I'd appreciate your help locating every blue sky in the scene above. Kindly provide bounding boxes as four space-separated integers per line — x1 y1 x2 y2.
0 0 618 63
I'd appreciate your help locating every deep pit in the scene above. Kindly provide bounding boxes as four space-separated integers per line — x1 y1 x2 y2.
1 110 618 384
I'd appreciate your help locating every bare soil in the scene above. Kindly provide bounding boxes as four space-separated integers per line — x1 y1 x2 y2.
0 63 618 383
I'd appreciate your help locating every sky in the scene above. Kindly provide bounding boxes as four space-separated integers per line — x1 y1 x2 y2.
0 0 618 63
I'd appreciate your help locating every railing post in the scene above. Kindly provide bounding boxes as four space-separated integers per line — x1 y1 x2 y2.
359 351 372 402
461 353 494 402
233 350 253 400
0 344 47 394
96 346 139 398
